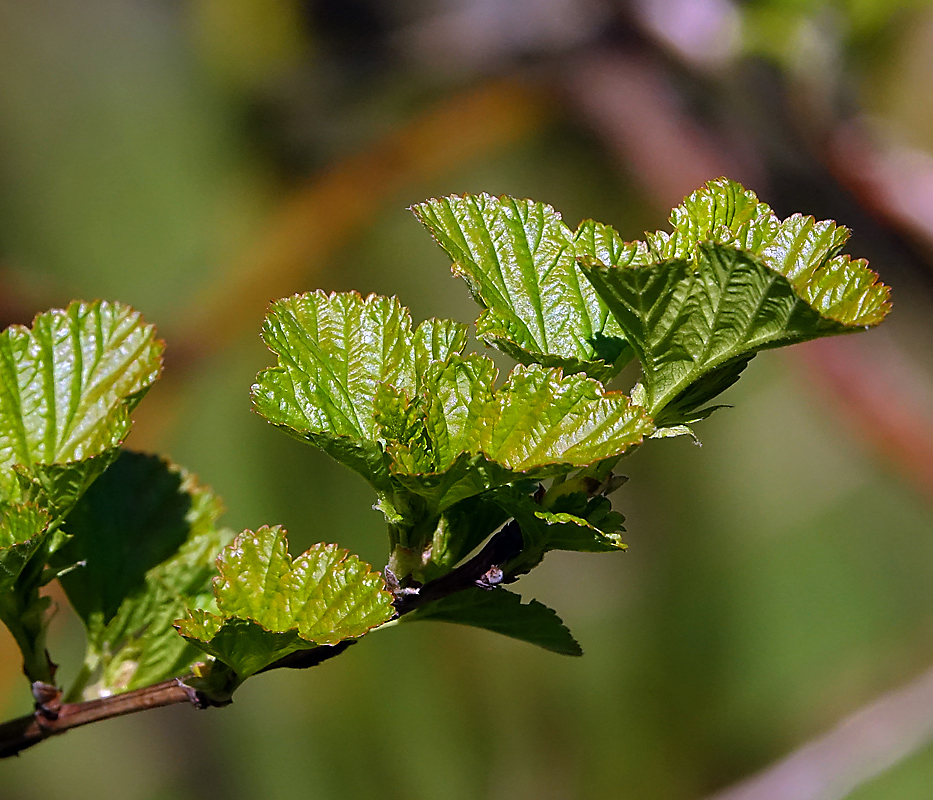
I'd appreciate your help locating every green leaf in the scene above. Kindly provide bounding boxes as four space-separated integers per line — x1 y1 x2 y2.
177 526 395 680
646 177 777 259
542 491 626 547
646 179 889 321
490 489 626 579
402 587 582 656
251 291 467 488
0 501 55 681
178 614 309 682
527 508 625 552
580 179 891 415
574 219 649 270
91 530 234 697
388 358 654 512
0 301 163 514
412 194 631 380
0 503 51 595
516 507 624 572
652 355 754 428
49 452 233 697
427 486 522 574
55 452 220 622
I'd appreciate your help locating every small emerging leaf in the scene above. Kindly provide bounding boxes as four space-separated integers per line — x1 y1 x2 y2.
413 194 631 380
177 526 394 680
403 587 582 656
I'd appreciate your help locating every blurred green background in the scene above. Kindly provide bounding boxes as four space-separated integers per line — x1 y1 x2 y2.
3 1 933 798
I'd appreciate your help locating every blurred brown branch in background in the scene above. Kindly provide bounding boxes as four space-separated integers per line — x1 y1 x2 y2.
794 335 933 502
130 77 548 450
4 2 933 794
172 78 548 364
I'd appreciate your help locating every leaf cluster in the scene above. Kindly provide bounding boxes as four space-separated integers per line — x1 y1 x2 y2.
0 179 890 720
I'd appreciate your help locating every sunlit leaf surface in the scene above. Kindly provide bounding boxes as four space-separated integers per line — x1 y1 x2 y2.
0 301 163 513
387 357 653 511
580 178 891 416
413 194 631 380
252 291 467 488
177 526 394 679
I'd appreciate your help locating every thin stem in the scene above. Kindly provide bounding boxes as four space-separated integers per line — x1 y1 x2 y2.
0 638 360 759
0 679 199 759
63 661 95 704
0 520 527 759
0 593 55 685
393 521 524 615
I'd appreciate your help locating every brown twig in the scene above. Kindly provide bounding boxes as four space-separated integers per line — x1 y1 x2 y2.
0 637 363 759
0 679 198 759
392 521 525 616
0 521 529 759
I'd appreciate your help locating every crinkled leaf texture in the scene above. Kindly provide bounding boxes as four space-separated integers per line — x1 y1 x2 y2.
177 526 395 680
403 587 582 656
252 291 467 489
252 291 650 580
412 194 631 380
51 451 233 698
388 356 653 513
580 178 891 417
0 301 163 514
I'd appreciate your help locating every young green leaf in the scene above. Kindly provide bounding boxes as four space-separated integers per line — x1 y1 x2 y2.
574 219 649 269
177 526 395 680
646 177 777 258
387 358 654 513
51 451 233 698
86 525 235 697
412 194 631 380
402 587 582 656
580 179 891 416
0 301 163 514
425 486 521 574
508 502 625 577
252 291 468 488
0 501 55 682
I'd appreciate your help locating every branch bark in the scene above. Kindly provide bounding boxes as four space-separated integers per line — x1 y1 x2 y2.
391 521 525 615
0 679 198 759
0 523 527 760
